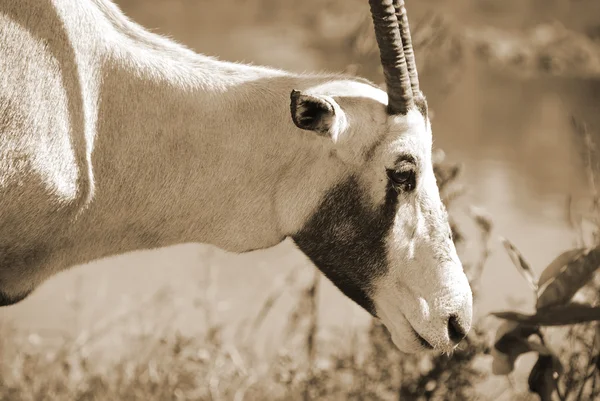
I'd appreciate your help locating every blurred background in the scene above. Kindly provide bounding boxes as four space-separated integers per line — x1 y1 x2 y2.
2 0 600 400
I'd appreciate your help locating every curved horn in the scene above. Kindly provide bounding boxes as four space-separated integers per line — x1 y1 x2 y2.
394 0 420 96
368 0 413 115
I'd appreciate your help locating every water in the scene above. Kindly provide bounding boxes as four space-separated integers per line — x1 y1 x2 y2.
1 1 596 376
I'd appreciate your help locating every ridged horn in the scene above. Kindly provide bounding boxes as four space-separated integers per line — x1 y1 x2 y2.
368 0 413 115
394 0 420 96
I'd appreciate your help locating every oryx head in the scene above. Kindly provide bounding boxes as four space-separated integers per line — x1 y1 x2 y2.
286 0 473 353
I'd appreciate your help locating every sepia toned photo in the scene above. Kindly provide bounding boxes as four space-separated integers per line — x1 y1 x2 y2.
1 0 599 400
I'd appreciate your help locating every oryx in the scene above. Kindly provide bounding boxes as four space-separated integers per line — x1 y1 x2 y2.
0 0 472 353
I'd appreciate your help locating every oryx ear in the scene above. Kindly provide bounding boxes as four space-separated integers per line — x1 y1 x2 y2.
290 89 338 138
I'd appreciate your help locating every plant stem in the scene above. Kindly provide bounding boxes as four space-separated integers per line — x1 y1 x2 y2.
303 268 321 401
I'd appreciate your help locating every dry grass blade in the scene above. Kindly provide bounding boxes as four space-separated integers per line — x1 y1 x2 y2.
245 267 301 341
303 268 321 401
536 246 600 309
69 292 167 354
500 237 539 293
469 205 494 234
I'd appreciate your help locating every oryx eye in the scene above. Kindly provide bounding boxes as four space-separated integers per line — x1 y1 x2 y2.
387 162 417 192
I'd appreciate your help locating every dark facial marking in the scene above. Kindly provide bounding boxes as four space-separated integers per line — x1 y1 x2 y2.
292 176 399 316
0 289 31 307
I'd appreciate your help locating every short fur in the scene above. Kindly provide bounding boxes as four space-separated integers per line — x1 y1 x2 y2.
0 0 472 354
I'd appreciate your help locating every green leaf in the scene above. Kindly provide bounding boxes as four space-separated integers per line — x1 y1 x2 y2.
537 248 587 289
492 303 600 326
491 348 515 375
528 354 563 401
536 246 600 309
493 321 539 355
499 320 538 338
501 237 538 292
491 320 540 375
492 337 556 377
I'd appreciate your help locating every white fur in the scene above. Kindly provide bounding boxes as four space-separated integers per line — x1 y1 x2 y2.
0 0 472 353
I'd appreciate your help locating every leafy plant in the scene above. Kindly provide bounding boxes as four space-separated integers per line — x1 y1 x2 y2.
491 119 600 400
491 239 600 400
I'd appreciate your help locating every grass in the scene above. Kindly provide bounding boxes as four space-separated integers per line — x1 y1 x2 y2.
1 114 597 401
3 2 600 399
0 155 499 401
0 291 491 401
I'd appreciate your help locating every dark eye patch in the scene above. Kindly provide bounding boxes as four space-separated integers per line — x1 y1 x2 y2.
292 176 398 316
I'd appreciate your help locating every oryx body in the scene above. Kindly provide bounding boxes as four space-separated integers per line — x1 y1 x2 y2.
0 0 472 353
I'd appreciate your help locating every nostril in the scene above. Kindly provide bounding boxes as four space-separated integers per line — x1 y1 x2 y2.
447 315 468 344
